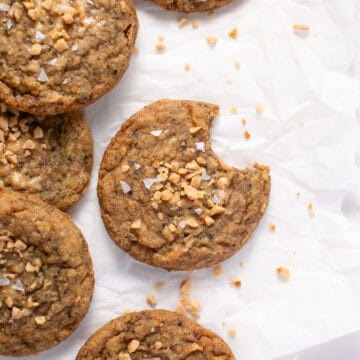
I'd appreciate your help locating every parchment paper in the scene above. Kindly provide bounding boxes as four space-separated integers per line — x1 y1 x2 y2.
6 0 360 359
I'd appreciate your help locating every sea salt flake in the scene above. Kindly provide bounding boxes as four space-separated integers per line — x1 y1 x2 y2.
83 17 93 25
99 20 106 26
48 58 57 65
150 130 162 137
212 194 220 204
12 279 24 292
0 278 10 286
194 208 203 215
0 3 10 11
35 30 46 42
120 181 131 194
38 69 48 82
178 221 186 229
195 142 205 152
6 19 12 30
143 177 159 190
71 44 78 51
134 163 141 170
201 170 211 181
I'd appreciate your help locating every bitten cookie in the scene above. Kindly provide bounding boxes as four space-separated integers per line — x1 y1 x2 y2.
98 100 270 271
0 104 93 211
151 0 231 13
77 309 235 359
0 190 94 356
0 0 138 115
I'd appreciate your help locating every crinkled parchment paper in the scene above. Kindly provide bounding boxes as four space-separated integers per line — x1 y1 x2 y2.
7 0 360 359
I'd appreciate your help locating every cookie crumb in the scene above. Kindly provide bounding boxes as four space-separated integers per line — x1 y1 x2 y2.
243 131 251 140
133 46 139 54
276 266 290 280
178 18 188 27
213 265 223 277
206 36 217 47
293 23 310 31
239 261 245 268
228 328 237 337
296 192 301 199
191 20 198 29
184 63 191 71
256 105 264 114
268 222 276 232
158 35 165 42
231 106 237 114
146 294 157 307
155 281 165 291
228 27 237 39
230 276 241 288
156 43 166 52
128 339 140 353
241 119 246 126
234 61 240 69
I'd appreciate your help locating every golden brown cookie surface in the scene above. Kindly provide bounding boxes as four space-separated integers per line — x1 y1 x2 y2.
0 0 138 115
0 190 94 356
77 309 235 359
98 100 270 271
0 104 93 211
151 0 231 12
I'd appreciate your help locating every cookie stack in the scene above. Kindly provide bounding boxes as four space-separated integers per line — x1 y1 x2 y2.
0 0 269 358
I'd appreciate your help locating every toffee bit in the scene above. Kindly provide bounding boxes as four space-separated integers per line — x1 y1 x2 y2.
156 43 166 52
155 282 165 291
178 18 188 27
228 27 237 39
184 63 191 71
206 36 217 47
146 294 157 307
243 131 251 140
230 276 241 288
308 202 315 217
228 328 237 337
276 266 290 280
255 105 264 114
293 23 310 31
213 265 223 277
128 339 140 353
268 222 276 232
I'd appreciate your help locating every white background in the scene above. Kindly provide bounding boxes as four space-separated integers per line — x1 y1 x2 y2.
3 0 360 359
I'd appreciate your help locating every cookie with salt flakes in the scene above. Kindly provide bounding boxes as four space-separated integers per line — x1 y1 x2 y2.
77 310 235 359
98 99 270 271
0 190 94 356
0 0 138 115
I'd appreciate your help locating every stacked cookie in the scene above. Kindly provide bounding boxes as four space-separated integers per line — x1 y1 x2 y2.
1 0 268 358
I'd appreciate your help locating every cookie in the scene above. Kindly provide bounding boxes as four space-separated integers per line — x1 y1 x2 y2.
98 100 270 271
0 190 94 356
0 0 138 115
77 309 235 359
0 103 93 211
151 0 231 12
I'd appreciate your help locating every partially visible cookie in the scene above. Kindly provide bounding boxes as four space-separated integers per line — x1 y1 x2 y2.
151 0 231 12
0 103 93 211
77 309 235 359
0 190 94 356
0 0 138 115
98 100 270 271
